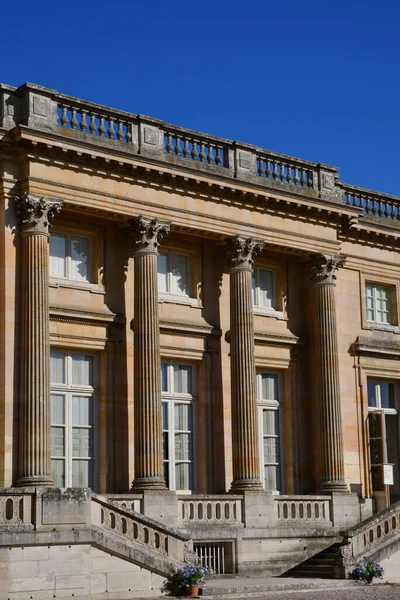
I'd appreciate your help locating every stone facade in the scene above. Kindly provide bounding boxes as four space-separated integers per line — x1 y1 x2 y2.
2 82 400 592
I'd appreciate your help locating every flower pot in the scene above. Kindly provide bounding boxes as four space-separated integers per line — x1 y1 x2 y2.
366 576 373 585
184 584 200 596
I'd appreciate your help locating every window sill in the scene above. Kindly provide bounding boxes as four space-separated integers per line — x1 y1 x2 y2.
49 278 105 295
253 307 286 320
159 293 201 308
364 322 400 335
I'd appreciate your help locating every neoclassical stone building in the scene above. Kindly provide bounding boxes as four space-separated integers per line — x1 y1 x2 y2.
1 82 400 598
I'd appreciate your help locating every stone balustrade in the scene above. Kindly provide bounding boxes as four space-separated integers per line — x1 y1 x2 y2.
178 496 243 525
91 494 190 561
275 495 332 526
341 183 400 220
0 489 33 526
340 499 400 566
107 494 143 514
164 127 228 167
256 151 316 189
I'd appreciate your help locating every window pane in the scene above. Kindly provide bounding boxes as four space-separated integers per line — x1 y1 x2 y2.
173 365 192 394
72 428 93 457
251 272 256 305
157 254 168 293
51 459 65 487
263 437 280 463
50 351 65 384
371 465 384 491
161 363 168 392
175 463 192 491
72 355 93 386
175 433 192 461
264 465 280 491
163 432 169 460
72 396 92 426
51 394 65 424
162 401 168 429
72 459 93 487
174 404 192 431
263 409 279 436
70 236 89 281
367 381 377 408
368 412 382 438
258 269 273 308
49 234 66 278
170 253 188 295
51 426 65 457
261 374 278 401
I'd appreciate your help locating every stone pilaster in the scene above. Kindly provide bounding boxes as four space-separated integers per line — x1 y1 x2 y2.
305 253 348 493
224 236 264 492
127 216 170 491
16 193 63 487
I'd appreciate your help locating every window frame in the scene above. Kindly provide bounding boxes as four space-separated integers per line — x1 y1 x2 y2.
157 243 201 307
365 283 392 325
252 260 286 319
360 272 399 332
161 360 197 494
50 349 98 489
256 371 284 494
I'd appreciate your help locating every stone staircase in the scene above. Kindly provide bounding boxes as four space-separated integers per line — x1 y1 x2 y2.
283 542 342 578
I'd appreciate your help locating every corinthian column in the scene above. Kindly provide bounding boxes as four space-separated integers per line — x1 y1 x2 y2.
224 236 264 492
127 216 170 491
16 193 63 487
305 254 348 493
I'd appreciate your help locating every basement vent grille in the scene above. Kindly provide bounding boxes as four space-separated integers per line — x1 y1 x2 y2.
193 541 234 574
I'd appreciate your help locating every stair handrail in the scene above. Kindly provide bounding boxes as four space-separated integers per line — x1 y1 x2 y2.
339 500 400 564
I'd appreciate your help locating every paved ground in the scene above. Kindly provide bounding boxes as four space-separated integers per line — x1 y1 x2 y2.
233 583 400 599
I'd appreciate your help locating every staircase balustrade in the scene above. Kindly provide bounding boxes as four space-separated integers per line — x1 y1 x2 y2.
0 490 33 526
275 496 332 526
178 496 243 524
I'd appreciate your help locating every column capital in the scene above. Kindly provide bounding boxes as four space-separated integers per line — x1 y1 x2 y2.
126 216 171 255
305 253 346 285
16 193 63 234
224 235 264 270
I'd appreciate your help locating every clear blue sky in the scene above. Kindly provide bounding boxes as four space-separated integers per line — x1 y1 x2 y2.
2 0 400 195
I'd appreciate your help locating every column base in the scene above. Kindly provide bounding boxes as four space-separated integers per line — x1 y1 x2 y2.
131 476 168 492
16 475 53 487
230 478 264 493
318 479 349 494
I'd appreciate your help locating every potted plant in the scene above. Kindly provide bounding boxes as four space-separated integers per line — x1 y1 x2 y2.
350 558 384 584
166 563 213 596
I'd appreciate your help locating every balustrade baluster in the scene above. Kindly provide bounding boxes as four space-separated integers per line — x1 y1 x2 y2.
307 170 314 188
294 167 300 185
266 159 272 178
70 109 78 130
117 120 124 141
287 165 293 184
216 146 223 166
272 160 279 180
166 133 174 153
199 141 206 162
175 136 182 156
60 106 68 127
258 157 265 176
385 201 391 219
108 118 116 139
300 168 307 186
89 114 97 134
207 143 214 164
98 116 106 136
80 111 88 132
191 139 199 160
183 138 190 158
280 161 286 182
379 200 385 217
126 124 132 143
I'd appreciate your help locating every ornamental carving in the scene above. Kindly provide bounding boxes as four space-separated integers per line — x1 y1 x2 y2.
16 193 63 234
125 216 171 254
305 253 346 285
224 235 264 270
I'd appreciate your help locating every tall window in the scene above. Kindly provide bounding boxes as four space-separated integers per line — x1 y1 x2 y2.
161 361 195 492
257 373 282 492
50 350 96 488
50 232 92 282
252 267 275 310
158 251 189 296
366 284 391 324
367 380 398 493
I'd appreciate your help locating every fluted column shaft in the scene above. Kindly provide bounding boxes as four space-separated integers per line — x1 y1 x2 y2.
307 254 348 494
128 216 170 491
16 193 62 487
225 236 264 492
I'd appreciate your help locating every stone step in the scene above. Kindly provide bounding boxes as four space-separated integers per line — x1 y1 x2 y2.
200 577 359 596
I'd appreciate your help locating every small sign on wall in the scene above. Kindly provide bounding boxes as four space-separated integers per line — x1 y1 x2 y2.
383 463 394 486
